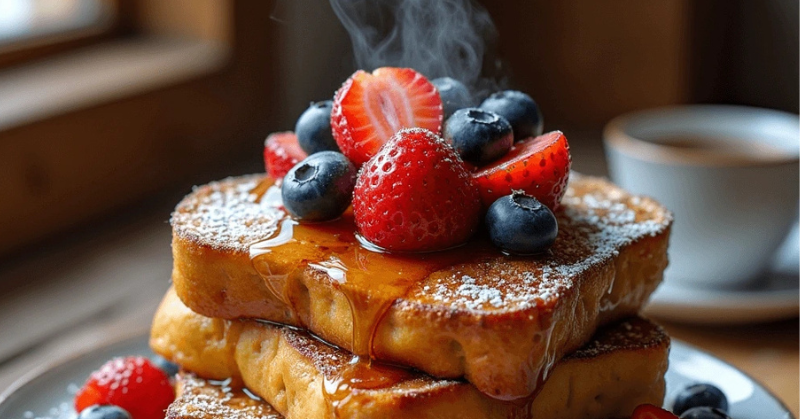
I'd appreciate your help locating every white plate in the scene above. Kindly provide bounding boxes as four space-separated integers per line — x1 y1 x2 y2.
0 335 794 419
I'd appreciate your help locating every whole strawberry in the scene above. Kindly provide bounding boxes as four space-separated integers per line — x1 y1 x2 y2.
353 128 481 252
74 356 174 419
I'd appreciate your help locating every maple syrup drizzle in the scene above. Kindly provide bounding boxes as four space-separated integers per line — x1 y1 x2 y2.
322 356 415 417
250 218 297 306
247 183 483 412
250 176 276 202
248 186 465 356
246 181 584 414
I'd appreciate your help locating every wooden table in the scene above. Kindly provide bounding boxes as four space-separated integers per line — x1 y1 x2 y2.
0 146 797 417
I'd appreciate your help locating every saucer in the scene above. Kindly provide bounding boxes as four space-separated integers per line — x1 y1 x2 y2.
646 224 798 325
646 271 798 324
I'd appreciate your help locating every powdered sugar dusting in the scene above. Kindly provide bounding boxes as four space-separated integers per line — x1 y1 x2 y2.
167 374 281 419
417 173 671 312
172 173 670 314
171 176 285 252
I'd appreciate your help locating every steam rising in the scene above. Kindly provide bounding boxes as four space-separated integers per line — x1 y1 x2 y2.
330 0 503 99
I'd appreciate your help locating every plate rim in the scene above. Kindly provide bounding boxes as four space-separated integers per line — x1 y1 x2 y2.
669 339 796 419
0 334 795 418
0 331 148 406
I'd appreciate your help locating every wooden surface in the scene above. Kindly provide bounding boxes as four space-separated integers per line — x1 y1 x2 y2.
0 142 797 416
0 0 280 258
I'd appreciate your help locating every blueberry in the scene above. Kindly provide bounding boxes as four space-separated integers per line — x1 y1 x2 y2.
281 151 356 221
295 100 339 154
444 108 513 165
431 77 473 119
78 405 132 419
673 383 729 415
680 407 731 419
151 354 179 377
485 192 558 255
479 90 543 141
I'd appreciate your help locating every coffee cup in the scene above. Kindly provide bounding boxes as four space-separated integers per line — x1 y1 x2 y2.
603 105 799 289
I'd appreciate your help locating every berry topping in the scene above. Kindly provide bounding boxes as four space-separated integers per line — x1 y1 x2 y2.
431 77 473 119
479 90 543 141
485 192 557 255
77 405 132 419
353 128 481 252
332 67 443 166
472 131 571 210
150 354 179 377
264 132 308 179
296 100 340 154
632 404 680 419
444 108 513 166
673 384 728 416
74 356 174 419
679 407 731 419
281 151 357 221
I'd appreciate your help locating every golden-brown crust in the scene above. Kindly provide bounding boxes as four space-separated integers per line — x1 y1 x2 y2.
170 173 672 398
155 289 670 419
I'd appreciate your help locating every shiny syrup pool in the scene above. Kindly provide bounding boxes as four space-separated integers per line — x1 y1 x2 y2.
248 179 496 415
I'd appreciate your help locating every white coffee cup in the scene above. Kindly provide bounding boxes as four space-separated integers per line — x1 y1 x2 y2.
603 105 799 289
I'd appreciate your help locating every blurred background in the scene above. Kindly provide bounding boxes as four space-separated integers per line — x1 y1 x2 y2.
0 0 797 255
0 0 797 414
0 0 797 256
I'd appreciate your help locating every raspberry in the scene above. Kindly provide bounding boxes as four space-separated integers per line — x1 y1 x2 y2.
631 404 680 419
264 132 307 179
74 356 174 419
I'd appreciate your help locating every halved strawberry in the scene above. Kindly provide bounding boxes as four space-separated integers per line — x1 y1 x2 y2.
264 131 307 179
472 131 571 210
631 404 680 419
332 67 443 166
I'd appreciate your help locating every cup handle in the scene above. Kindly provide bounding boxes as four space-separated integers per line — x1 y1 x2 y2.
771 221 799 274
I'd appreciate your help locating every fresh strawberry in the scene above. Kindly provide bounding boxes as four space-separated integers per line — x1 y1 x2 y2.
264 131 307 179
353 128 481 252
74 356 174 419
472 131 571 210
332 67 443 166
631 404 680 419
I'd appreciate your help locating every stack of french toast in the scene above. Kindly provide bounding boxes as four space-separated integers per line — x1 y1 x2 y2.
148 68 673 419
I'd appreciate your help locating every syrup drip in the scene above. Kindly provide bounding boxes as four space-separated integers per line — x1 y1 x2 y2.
322 356 415 417
248 185 473 356
246 182 500 413
250 218 298 306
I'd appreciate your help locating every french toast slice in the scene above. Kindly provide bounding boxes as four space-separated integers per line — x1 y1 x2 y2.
170 173 671 399
154 288 670 419
167 374 281 419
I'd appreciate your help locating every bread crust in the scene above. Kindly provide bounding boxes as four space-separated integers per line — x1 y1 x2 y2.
155 289 669 419
170 173 672 399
